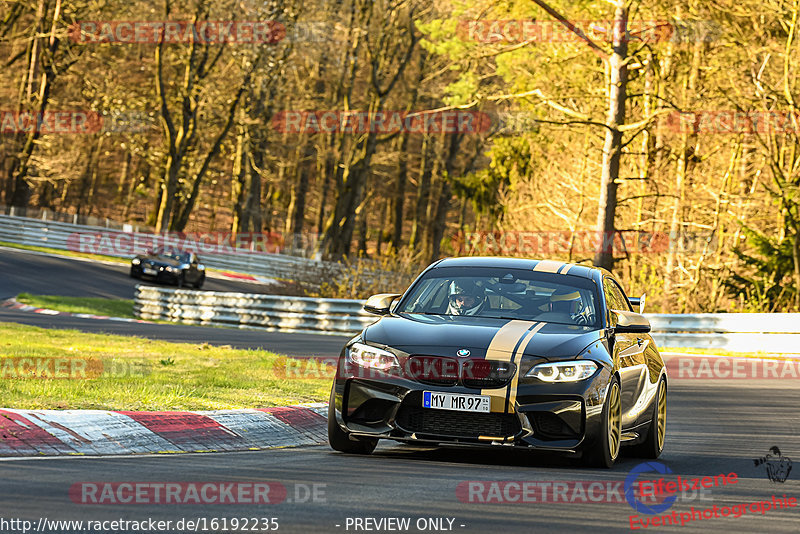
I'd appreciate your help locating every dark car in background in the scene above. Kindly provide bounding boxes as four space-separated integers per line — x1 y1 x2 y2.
328 257 666 468
130 247 205 288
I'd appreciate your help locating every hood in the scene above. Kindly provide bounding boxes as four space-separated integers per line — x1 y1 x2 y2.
364 314 603 360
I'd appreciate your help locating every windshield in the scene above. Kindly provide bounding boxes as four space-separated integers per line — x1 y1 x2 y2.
397 266 600 327
149 247 188 262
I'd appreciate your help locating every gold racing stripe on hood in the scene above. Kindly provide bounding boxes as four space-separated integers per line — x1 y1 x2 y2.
506 322 546 412
481 320 540 412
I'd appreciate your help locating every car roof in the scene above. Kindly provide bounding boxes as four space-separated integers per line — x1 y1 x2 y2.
431 256 609 280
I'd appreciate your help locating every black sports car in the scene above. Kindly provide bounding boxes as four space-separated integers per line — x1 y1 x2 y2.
130 247 206 288
328 257 667 467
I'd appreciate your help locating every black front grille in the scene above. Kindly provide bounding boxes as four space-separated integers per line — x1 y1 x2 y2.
395 405 520 438
461 360 515 389
404 356 515 389
405 356 459 386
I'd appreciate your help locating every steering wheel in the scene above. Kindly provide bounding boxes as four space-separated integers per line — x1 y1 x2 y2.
571 308 594 326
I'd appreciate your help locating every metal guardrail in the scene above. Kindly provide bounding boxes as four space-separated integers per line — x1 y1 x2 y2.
0 204 147 231
648 314 800 353
134 285 375 335
648 313 800 334
134 286 800 352
0 213 335 282
5 211 797 351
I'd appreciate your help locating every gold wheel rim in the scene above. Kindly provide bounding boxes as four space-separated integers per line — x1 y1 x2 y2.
657 380 667 450
608 383 621 460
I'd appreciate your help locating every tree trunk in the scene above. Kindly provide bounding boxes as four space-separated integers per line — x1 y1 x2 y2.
322 125 380 258
231 116 248 235
429 133 463 263
593 2 629 271
391 131 410 251
245 158 262 233
664 39 702 299
75 135 102 216
289 144 314 236
357 210 368 257
8 0 62 208
115 150 132 203
316 156 332 235
409 135 432 250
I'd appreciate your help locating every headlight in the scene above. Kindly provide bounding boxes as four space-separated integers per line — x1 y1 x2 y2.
165 266 177 272
526 361 598 382
132 258 140 265
348 342 399 371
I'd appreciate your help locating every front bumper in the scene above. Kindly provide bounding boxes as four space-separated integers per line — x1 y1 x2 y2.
131 265 182 283
331 362 612 453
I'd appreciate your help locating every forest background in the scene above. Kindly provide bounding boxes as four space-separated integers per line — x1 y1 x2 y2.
1 0 798 312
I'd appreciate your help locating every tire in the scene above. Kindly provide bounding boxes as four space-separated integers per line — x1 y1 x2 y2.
631 377 667 459
193 275 205 289
177 273 185 288
327 386 377 455
129 267 138 279
583 376 621 468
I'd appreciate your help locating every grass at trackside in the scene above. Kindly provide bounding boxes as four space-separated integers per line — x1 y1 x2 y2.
0 322 331 410
0 240 128 264
17 293 136 319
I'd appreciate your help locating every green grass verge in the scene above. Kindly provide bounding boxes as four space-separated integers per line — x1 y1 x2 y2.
17 293 136 319
0 322 331 410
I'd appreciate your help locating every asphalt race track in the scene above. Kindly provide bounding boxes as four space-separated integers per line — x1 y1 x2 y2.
0 246 272 299
0 247 352 356
1 380 798 533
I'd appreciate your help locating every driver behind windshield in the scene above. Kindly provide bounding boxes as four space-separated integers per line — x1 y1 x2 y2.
548 288 591 325
446 280 487 316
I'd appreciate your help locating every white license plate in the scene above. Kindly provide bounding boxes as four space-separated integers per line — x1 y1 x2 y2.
422 391 490 413
143 267 158 275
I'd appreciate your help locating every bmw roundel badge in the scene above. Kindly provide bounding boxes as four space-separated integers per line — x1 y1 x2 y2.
457 349 471 358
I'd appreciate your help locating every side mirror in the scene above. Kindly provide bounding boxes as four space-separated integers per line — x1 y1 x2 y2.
363 293 402 316
610 310 651 333
628 293 647 314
